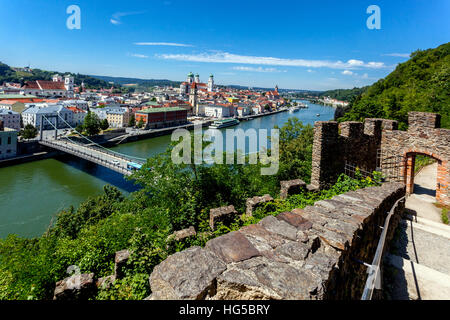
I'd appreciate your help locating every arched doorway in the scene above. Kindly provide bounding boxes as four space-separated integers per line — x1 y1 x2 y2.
404 151 446 222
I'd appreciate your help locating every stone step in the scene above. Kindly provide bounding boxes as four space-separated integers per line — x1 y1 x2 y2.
392 219 450 276
405 215 450 240
405 214 450 237
386 254 450 300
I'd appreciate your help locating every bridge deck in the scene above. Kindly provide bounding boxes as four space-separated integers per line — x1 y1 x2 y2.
39 139 136 176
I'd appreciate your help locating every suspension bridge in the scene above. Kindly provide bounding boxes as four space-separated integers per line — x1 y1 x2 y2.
38 114 147 176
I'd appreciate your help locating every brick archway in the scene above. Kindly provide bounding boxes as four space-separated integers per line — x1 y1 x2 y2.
403 150 446 203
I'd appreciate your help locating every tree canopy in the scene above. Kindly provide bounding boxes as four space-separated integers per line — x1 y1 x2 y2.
338 42 450 129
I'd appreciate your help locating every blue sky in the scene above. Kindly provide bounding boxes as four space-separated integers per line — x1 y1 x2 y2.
1 0 449 90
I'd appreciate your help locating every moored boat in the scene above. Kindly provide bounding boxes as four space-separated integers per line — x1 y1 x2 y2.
209 118 240 129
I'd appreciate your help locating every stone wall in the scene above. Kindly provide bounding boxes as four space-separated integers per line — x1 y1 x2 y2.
380 112 450 206
310 111 449 206
147 182 405 300
310 118 395 189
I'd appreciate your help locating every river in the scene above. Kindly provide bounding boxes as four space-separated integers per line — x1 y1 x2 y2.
0 101 335 238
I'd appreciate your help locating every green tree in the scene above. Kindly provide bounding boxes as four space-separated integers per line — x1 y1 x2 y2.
75 124 84 133
128 114 136 127
19 124 38 139
83 112 101 136
100 119 109 131
137 118 144 129
338 42 450 129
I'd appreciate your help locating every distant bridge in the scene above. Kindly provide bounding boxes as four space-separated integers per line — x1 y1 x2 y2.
38 114 146 176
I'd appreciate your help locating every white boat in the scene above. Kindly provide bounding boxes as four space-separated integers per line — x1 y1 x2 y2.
316 113 320 117
209 118 240 129
289 106 301 113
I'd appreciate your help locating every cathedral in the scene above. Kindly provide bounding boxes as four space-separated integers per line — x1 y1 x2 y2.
180 72 214 95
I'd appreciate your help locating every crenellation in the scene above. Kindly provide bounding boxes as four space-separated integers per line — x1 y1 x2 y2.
408 111 441 130
339 121 363 138
363 118 383 136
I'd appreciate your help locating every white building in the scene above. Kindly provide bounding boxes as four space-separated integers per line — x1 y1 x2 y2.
22 75 74 98
22 105 74 129
0 109 20 130
61 99 89 111
204 105 231 118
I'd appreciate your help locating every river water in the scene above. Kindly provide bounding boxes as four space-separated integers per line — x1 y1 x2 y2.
0 101 334 238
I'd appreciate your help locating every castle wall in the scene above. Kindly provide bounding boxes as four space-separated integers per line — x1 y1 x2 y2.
310 111 450 206
380 112 450 205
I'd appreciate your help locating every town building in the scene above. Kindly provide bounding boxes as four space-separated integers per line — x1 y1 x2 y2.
135 107 188 129
61 99 89 111
204 105 232 118
22 105 74 129
65 107 87 126
21 75 74 98
0 109 20 130
0 121 17 159
106 109 131 128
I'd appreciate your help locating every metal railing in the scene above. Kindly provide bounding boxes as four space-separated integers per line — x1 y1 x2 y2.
361 196 406 300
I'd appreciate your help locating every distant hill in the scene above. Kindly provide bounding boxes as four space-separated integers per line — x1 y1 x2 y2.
338 42 450 129
0 62 111 89
90 75 181 88
318 87 369 102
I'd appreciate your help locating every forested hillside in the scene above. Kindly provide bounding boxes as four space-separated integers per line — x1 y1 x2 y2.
0 62 110 89
338 42 450 129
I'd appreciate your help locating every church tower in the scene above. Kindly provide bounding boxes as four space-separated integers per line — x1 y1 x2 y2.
194 73 200 83
208 74 214 92
275 84 279 92
64 75 75 97
189 82 198 114
187 72 194 84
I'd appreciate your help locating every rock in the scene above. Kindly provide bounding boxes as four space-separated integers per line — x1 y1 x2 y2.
273 241 310 261
53 273 96 300
258 216 298 241
215 256 324 300
168 226 196 242
209 205 238 231
240 224 286 249
205 231 261 263
114 249 130 280
149 246 226 300
280 179 306 199
276 211 312 230
245 194 274 216
96 275 116 290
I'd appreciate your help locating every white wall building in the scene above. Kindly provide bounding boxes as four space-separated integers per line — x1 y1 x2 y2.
204 105 231 118
22 105 74 129
61 100 89 111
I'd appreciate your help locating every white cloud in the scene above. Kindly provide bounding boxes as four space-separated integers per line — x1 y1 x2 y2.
110 11 145 25
307 69 314 73
135 42 194 47
382 53 410 58
362 73 369 79
232 66 285 73
157 51 387 70
129 53 148 58
342 70 354 76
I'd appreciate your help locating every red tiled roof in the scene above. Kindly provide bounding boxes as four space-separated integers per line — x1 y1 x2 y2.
24 80 66 90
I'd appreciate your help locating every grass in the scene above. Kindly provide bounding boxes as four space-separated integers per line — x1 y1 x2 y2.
434 203 450 225
442 208 449 225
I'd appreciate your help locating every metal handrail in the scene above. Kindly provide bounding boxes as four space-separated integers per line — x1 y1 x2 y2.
361 196 406 300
